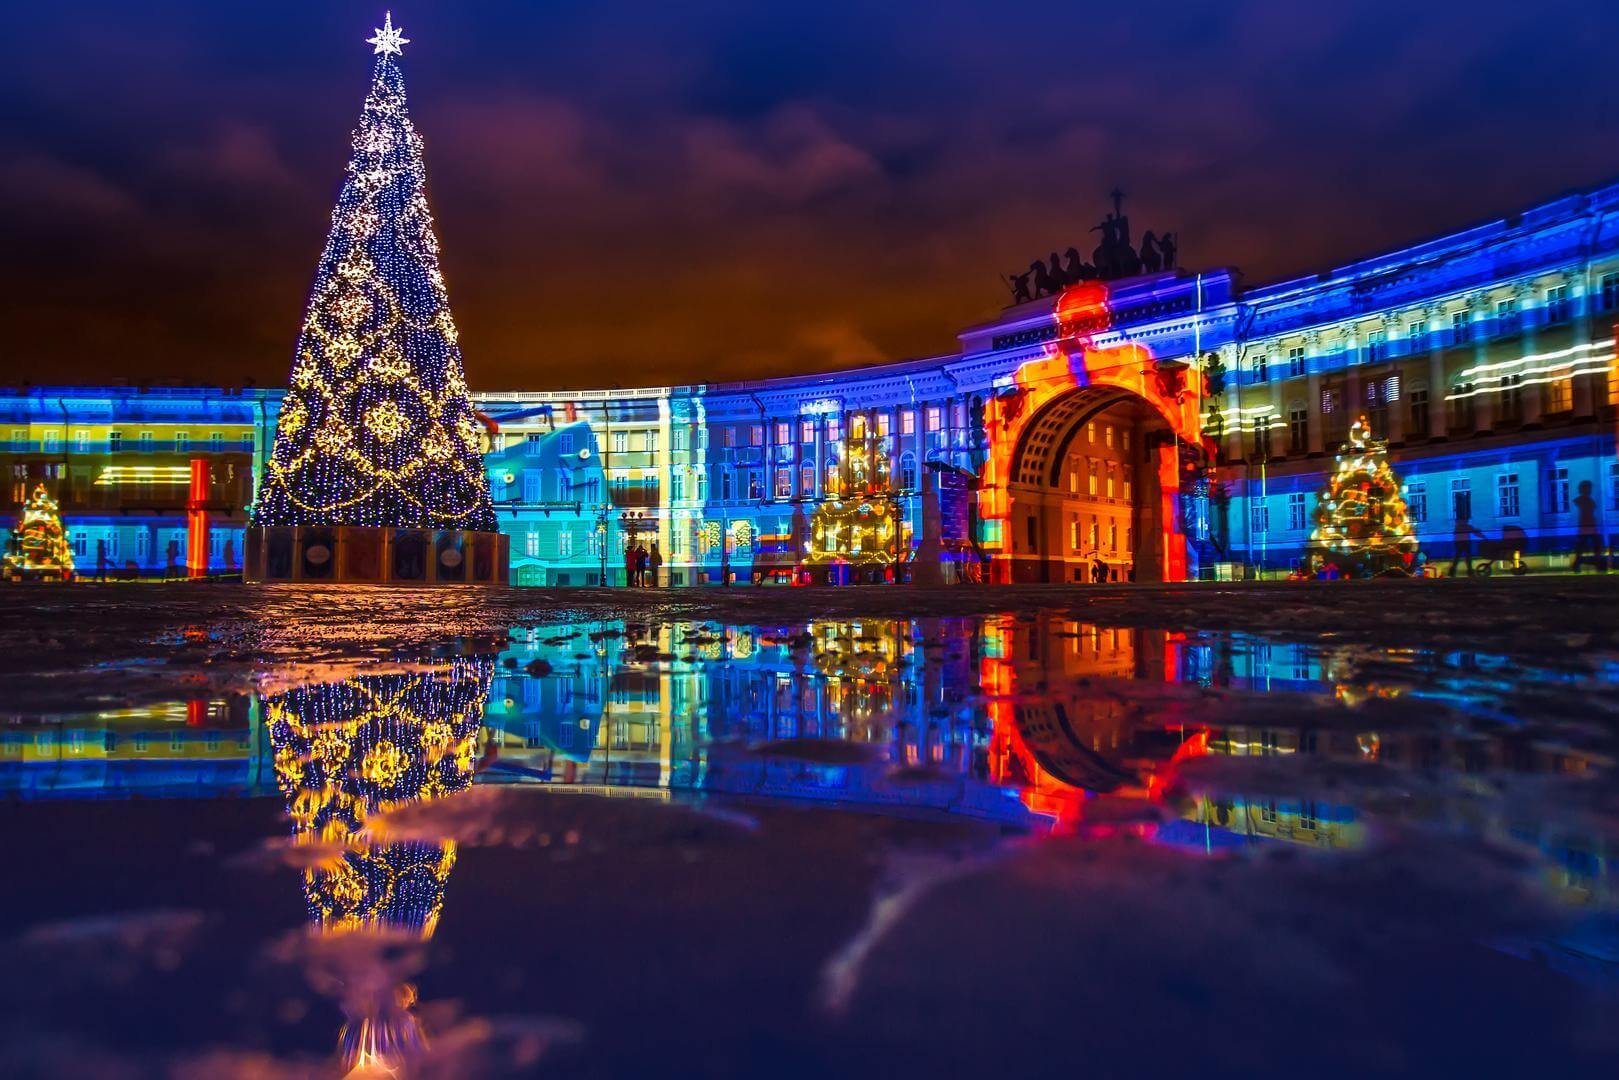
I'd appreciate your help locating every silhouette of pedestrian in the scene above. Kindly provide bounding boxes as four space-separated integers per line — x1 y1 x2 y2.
95 538 108 582
1572 479 1607 572
649 540 663 587
1448 507 1484 578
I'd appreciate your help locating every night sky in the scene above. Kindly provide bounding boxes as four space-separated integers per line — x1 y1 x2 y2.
5 1 1619 391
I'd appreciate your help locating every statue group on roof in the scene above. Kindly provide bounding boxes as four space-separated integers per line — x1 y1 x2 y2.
1007 189 1178 303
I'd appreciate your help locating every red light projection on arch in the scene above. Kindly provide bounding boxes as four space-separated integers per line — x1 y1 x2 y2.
978 281 1210 583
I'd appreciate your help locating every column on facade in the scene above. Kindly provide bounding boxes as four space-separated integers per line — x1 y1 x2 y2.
1573 271 1599 417
1343 327 1362 443
1305 332 1325 454
1385 316 1407 445
1468 294 1493 433
1426 306 1447 438
1519 282 1544 426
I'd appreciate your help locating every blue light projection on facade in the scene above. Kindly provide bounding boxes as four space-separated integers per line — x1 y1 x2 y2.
2 178 1617 580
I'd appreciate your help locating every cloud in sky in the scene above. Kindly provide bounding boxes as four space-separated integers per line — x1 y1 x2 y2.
2 1 1618 389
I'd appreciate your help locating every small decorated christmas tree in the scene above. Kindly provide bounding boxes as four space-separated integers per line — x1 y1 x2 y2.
253 13 495 532
1308 415 1417 575
4 484 75 581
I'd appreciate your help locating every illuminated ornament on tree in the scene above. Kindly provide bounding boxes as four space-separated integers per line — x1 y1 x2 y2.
1308 415 1418 573
253 14 495 531
3 484 75 581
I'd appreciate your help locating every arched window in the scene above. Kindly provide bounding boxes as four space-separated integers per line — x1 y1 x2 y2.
899 452 917 491
825 460 842 497
800 462 815 497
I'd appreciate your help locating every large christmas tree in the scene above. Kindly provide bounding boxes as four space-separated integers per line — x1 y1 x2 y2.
1308 415 1417 574
4 484 75 580
254 14 496 532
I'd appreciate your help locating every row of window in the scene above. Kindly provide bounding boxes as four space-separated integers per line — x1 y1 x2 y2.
6 430 251 453
60 527 242 563
1247 463 1619 534
1246 280 1599 384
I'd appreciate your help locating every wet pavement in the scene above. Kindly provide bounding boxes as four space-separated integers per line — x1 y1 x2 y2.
3 579 1619 1077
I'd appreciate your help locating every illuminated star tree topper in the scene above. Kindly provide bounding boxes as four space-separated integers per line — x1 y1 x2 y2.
253 14 495 531
366 11 410 57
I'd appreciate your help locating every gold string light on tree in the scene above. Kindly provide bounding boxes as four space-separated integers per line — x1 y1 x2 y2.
253 13 495 530
1308 415 1418 575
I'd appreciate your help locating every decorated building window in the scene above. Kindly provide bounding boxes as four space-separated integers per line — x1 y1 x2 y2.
1495 297 1520 335
1545 284 1571 323
1451 310 1471 346
774 468 791 498
108 431 122 452
613 431 628 454
775 422 791 445
800 463 815 496
1406 483 1427 524
43 430 60 454
800 420 815 443
645 431 659 453
73 430 90 452
876 413 891 438
925 407 942 432
1450 478 1472 520
1288 492 1306 531
1408 389 1430 438
1249 498 1269 535
1407 321 1427 355
901 410 916 436
1288 346 1306 378
1497 472 1520 518
1550 466 1570 514
1546 373 1573 414
1601 272 1619 313
209 432 222 452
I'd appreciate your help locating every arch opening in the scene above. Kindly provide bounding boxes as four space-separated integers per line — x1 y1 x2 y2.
1001 387 1181 583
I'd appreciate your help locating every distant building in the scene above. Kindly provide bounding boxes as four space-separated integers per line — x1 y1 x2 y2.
6 179 1618 580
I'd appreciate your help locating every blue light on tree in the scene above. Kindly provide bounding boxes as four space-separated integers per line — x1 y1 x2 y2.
253 14 496 531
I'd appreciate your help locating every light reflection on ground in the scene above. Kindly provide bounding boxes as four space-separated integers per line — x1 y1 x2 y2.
2 604 1618 1076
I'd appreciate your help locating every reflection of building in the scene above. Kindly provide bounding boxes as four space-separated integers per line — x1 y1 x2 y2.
0 698 264 797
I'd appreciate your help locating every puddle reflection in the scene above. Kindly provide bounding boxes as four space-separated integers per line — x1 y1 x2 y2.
264 661 493 1075
3 613 1618 1072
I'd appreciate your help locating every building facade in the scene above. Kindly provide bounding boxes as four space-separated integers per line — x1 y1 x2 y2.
5 179 1618 580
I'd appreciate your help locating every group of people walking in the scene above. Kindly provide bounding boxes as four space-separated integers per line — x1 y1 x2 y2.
623 539 663 587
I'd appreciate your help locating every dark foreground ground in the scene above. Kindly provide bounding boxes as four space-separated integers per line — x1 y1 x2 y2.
1 577 1617 1077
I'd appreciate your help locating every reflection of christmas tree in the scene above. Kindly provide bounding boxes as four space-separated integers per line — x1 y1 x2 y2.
266 660 492 936
253 14 494 531
1308 415 1417 573
266 649 492 1077
4 484 74 580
